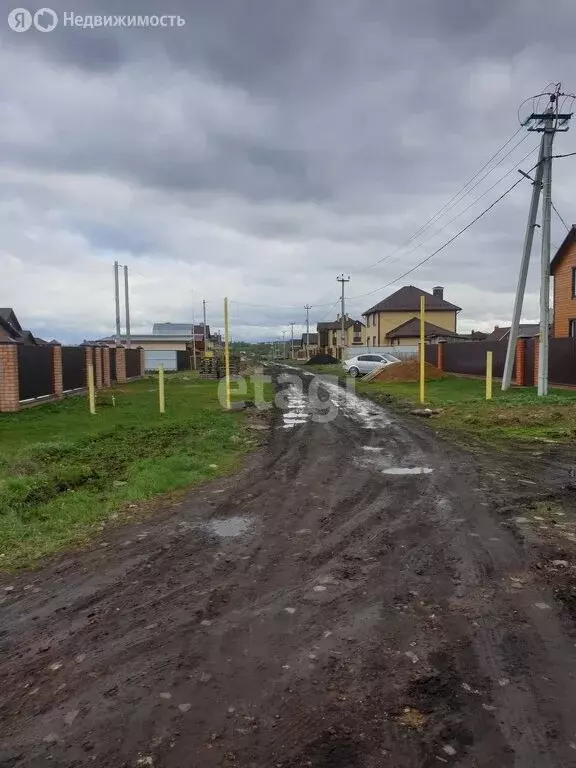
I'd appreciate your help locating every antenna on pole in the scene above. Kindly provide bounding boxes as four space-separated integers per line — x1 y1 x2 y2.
502 83 574 395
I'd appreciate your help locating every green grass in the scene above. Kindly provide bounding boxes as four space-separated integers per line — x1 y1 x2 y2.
0 373 272 570
355 375 576 445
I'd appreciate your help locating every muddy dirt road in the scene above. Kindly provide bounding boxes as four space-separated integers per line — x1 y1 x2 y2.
1 369 576 767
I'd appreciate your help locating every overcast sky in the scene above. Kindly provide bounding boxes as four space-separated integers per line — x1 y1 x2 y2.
1 0 575 342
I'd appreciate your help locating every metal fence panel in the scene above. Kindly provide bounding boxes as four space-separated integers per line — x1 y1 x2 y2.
61 346 85 391
145 350 177 371
176 351 192 371
442 340 513 379
548 338 576 386
18 346 54 401
109 348 117 381
125 348 141 378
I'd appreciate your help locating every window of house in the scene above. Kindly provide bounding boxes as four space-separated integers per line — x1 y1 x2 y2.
570 319 576 338
572 268 576 298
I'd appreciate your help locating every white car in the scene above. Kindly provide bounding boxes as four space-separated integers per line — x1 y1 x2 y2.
343 353 400 377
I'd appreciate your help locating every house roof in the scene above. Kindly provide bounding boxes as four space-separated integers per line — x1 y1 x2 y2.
317 318 365 331
0 308 22 332
386 317 460 339
363 285 461 315
485 324 541 342
550 225 576 273
152 322 208 336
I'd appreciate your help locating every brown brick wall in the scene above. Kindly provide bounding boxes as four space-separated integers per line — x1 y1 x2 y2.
94 347 103 389
0 345 20 412
515 337 526 386
52 345 63 398
437 341 445 371
553 240 576 337
116 348 127 384
533 338 540 386
102 348 111 388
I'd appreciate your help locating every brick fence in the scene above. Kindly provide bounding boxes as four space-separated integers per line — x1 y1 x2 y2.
428 336 576 387
0 344 144 413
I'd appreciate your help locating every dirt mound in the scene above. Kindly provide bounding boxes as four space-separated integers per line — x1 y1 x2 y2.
306 354 339 365
372 360 444 382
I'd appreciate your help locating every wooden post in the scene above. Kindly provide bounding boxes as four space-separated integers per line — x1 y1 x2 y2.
87 363 96 414
158 364 165 414
419 294 425 404
224 297 231 410
486 351 493 400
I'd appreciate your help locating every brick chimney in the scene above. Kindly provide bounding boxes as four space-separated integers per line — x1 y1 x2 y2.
433 286 444 300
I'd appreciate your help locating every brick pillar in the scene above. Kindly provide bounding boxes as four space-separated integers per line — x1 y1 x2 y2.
84 345 94 388
533 337 540 386
52 344 63 399
437 340 445 372
116 347 127 384
0 344 20 412
102 347 111 388
515 337 527 386
140 347 146 376
94 347 103 389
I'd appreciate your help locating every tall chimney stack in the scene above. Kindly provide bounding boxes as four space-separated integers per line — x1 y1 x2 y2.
433 286 444 300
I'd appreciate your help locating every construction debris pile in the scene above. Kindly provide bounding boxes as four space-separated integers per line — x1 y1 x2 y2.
199 355 241 379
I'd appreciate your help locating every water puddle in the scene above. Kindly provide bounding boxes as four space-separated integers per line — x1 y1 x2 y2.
382 467 433 475
205 516 253 538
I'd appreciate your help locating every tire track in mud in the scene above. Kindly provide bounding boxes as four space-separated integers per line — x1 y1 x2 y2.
0 368 576 767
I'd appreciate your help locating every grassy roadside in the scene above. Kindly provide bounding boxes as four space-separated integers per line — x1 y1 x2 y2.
0 373 272 570
355 375 576 445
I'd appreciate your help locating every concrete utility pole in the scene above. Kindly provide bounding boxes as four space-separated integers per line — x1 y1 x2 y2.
502 137 545 390
202 299 208 353
114 261 121 345
337 274 350 359
282 330 287 360
304 304 311 359
502 84 572 395
123 265 131 348
289 322 295 359
191 300 197 371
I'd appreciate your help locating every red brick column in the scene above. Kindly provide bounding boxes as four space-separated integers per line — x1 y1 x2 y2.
102 347 111 388
116 347 127 384
437 341 445 372
533 338 540 386
0 344 20 412
94 347 103 389
514 337 527 386
84 345 94 388
140 347 146 376
52 344 63 399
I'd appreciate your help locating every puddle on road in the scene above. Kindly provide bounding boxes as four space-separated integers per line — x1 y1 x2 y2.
205 517 253 538
383 467 433 475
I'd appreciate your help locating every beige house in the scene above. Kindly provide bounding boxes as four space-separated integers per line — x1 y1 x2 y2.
317 317 366 357
363 286 460 346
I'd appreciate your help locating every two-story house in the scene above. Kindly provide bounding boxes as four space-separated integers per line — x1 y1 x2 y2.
317 316 366 357
362 285 461 346
551 225 576 337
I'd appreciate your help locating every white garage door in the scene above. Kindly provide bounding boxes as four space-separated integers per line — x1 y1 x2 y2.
145 350 178 371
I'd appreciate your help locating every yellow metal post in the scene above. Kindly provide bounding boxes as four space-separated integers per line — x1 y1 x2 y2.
158 364 165 414
224 297 231 410
87 362 96 415
486 350 493 400
419 294 425 404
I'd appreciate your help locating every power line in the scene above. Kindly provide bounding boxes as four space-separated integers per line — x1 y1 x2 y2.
551 201 570 232
553 151 576 159
345 163 537 303
358 128 528 273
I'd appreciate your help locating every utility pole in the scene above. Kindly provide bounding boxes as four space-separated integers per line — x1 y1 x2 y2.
502 84 572 395
305 304 311 359
123 265 131 348
337 274 350 360
114 261 121 345
191 300 197 371
202 299 208 355
289 322 295 359
502 138 545 389
282 330 287 360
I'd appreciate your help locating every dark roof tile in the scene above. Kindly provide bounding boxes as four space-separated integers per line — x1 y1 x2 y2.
363 285 461 315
